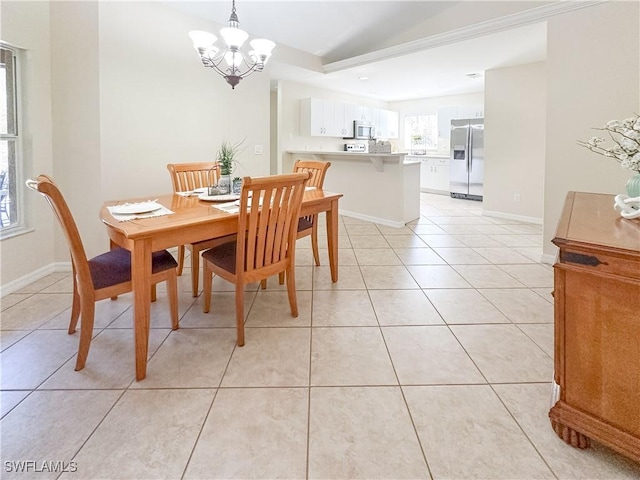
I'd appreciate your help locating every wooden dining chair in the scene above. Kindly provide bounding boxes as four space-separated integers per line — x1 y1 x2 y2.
26 175 179 371
260 159 331 290
202 171 311 346
167 162 235 297
293 159 331 265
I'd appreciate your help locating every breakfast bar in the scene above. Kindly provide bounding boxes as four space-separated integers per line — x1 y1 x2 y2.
286 151 419 227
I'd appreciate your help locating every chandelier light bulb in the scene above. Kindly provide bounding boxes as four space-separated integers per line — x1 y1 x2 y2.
188 30 217 49
249 39 275 58
220 27 249 49
224 50 243 68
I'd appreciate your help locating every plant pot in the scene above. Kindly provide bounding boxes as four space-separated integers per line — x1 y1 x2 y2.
218 174 231 195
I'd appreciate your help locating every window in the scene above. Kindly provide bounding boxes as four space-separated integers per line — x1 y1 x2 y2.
0 44 21 234
404 114 438 154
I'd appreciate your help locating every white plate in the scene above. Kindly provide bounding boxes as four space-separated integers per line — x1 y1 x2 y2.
111 202 162 215
198 193 241 202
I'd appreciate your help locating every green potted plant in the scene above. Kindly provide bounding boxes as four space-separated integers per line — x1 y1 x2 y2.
216 139 244 194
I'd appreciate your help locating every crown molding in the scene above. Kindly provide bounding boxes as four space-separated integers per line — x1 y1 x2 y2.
324 0 608 73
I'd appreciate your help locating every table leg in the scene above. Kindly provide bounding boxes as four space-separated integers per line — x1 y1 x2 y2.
326 199 339 283
131 239 152 381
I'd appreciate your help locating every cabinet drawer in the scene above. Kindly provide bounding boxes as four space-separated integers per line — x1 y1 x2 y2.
559 246 640 280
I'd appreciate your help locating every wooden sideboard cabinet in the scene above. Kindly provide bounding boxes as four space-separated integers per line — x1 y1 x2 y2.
549 191 640 463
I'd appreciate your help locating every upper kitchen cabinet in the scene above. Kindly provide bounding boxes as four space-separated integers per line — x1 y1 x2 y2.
300 98 335 136
300 98 398 139
385 110 399 138
374 109 399 139
356 105 374 123
334 102 356 138
437 106 456 140
457 105 484 119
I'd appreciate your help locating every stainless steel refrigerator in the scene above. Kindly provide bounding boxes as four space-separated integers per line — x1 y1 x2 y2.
449 118 484 201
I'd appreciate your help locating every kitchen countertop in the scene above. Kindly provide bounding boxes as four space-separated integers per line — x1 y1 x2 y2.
287 150 409 172
288 150 406 156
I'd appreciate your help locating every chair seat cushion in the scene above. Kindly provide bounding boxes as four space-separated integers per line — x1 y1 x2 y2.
297 217 313 232
88 247 177 290
202 241 238 274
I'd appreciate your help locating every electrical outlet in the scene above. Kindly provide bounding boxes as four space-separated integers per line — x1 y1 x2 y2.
514 194 521 202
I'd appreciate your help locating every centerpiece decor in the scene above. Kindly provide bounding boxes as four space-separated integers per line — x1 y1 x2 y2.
215 139 245 194
578 113 640 198
578 113 640 219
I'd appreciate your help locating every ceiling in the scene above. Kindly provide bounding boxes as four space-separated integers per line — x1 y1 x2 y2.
167 1 552 101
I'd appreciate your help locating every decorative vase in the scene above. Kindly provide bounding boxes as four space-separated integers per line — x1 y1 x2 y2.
232 178 242 195
626 173 640 198
218 174 231 194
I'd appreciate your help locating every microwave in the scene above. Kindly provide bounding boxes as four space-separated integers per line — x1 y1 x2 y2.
350 121 376 140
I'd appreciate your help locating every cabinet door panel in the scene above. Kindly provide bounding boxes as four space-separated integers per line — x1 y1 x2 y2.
434 165 450 192
562 269 640 436
419 159 433 189
386 110 399 138
332 102 346 137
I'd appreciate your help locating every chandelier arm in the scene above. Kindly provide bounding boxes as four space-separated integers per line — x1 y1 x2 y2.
203 51 261 79
203 57 237 78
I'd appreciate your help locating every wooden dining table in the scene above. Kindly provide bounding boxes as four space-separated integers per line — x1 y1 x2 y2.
100 189 343 380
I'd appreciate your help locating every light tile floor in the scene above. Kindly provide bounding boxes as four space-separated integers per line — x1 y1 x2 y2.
2 193 639 479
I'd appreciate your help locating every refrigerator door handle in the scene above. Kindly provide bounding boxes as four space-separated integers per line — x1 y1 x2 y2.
469 125 473 173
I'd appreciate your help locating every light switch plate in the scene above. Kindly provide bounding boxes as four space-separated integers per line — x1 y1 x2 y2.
254 145 263 155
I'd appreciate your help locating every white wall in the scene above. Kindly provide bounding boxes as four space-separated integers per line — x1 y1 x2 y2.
98 1 271 203
390 92 485 154
50 2 102 260
484 61 546 222
0 2 56 289
543 1 640 259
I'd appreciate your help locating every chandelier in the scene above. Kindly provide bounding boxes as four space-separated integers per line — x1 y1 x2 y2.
188 0 275 89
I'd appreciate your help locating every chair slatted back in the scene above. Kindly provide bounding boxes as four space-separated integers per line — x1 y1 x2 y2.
167 162 220 192
293 160 330 223
294 159 330 189
237 172 310 275
26 175 93 293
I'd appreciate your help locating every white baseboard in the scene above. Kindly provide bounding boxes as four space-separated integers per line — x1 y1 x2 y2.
1 261 72 297
540 253 556 265
339 209 406 228
482 209 543 225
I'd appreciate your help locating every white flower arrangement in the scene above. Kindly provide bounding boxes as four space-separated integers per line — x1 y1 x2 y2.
578 114 640 173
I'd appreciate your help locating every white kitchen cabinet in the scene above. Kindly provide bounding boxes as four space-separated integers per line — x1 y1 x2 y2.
343 103 357 137
385 110 399 138
333 102 354 137
437 106 456 140
418 156 450 193
457 104 484 119
376 109 399 139
357 105 373 123
300 98 335 137
300 98 398 139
